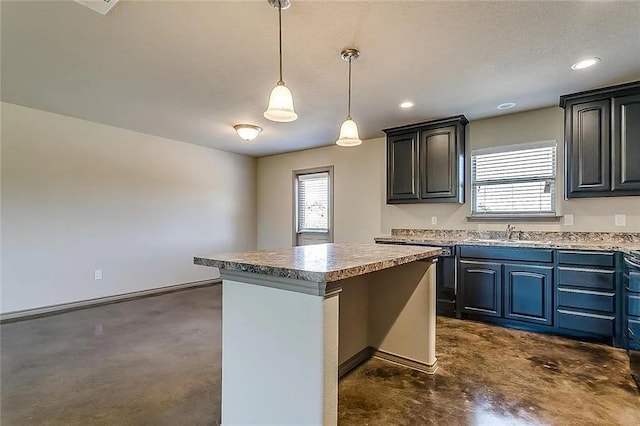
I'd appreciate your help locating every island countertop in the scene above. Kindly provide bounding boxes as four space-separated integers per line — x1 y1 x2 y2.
194 243 442 283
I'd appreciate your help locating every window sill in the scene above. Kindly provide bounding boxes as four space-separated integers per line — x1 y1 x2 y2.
466 214 562 222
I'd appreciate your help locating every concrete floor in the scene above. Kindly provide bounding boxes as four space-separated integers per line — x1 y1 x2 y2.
1 285 638 425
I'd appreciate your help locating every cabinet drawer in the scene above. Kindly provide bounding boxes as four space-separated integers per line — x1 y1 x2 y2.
557 309 615 336
557 267 615 290
629 318 640 350
629 294 640 317
557 288 614 312
459 246 553 263
626 271 640 292
557 250 615 267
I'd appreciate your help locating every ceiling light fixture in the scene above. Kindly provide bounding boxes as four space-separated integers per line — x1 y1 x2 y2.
336 48 362 147
571 57 601 70
497 102 516 110
263 0 298 123
234 124 262 141
399 101 414 109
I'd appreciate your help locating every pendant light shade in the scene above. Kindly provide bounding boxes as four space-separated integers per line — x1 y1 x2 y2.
264 0 298 122
336 119 362 147
336 48 362 147
264 82 298 122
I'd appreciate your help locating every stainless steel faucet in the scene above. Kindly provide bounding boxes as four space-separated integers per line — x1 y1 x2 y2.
506 224 517 240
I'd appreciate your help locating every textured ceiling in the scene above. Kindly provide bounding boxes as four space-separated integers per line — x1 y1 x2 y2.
2 1 639 157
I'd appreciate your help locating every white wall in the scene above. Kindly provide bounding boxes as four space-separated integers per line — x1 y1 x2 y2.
257 139 384 249
1 103 256 313
257 107 640 249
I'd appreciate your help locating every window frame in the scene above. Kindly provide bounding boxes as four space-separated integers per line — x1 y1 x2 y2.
470 141 558 218
292 166 334 245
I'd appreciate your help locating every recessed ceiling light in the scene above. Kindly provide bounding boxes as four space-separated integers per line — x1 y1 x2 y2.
497 102 516 110
399 101 414 109
571 57 601 70
234 124 262 141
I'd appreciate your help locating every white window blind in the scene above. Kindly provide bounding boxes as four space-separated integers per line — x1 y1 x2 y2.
471 141 557 216
297 172 329 231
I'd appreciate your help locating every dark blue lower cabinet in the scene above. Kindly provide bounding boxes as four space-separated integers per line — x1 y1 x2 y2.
504 264 553 325
457 247 623 347
459 260 502 317
557 309 615 336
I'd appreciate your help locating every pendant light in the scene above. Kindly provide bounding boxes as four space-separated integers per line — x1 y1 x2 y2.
263 0 298 122
336 48 362 147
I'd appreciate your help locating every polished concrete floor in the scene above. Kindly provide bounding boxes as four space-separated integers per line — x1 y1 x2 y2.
1 285 638 425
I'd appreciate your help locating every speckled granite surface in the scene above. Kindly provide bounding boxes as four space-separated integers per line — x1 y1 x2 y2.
194 243 442 283
375 229 640 255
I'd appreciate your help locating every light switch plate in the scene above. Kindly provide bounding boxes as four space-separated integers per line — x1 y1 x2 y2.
431 216 437 225
94 269 103 280
564 214 574 226
615 214 626 227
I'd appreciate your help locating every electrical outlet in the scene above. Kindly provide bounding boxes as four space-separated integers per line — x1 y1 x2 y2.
564 214 574 226
615 214 626 227
431 216 437 225
94 269 102 280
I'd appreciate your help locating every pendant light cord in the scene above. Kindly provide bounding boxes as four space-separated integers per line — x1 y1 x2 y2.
347 56 352 119
278 1 283 84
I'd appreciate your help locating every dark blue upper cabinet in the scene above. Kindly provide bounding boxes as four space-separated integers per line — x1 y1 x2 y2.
560 80 640 199
386 132 420 201
384 115 467 204
504 264 553 326
613 93 640 193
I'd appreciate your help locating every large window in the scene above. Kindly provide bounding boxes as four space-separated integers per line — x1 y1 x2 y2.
294 167 333 245
471 141 557 216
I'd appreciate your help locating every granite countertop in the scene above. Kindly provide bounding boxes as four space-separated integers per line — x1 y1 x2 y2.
194 243 442 283
374 230 640 256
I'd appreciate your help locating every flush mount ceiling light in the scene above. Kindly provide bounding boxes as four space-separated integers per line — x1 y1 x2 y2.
74 0 119 15
336 48 362 147
234 124 262 141
263 0 298 123
497 102 516 110
571 57 601 70
399 101 414 109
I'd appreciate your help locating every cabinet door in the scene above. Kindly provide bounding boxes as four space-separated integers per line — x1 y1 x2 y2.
504 264 553 325
459 260 502 317
567 100 611 196
419 126 458 201
612 94 640 193
387 132 419 202
436 255 456 317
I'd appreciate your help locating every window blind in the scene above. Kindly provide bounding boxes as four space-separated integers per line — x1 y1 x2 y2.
471 141 557 216
297 172 329 231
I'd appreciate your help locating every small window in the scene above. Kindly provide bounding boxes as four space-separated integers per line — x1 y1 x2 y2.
471 141 557 216
294 167 333 246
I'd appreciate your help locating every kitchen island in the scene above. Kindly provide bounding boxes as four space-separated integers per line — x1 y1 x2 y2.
194 243 442 426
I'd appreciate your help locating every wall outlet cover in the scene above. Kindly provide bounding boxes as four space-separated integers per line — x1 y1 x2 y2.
94 269 103 280
564 214 574 226
615 214 626 227
431 216 437 225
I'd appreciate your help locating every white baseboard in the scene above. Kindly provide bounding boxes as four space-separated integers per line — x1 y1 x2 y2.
339 346 375 378
374 349 439 375
0 279 221 324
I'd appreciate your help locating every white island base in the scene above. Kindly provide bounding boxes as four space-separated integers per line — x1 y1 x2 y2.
219 260 437 425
